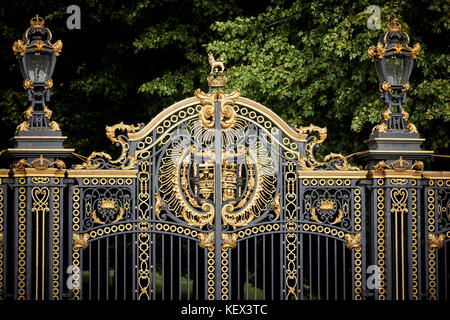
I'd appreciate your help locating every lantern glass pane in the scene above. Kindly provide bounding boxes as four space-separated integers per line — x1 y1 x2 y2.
26 53 52 83
384 55 411 86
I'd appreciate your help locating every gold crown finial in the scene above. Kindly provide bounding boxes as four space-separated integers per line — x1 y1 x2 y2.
388 19 402 32
30 15 45 29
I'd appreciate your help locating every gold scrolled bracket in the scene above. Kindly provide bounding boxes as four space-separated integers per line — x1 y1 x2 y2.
296 124 359 171
222 233 238 250
73 233 90 250
105 122 141 166
73 152 112 170
428 233 445 251
344 233 362 250
198 232 214 250
0 232 3 250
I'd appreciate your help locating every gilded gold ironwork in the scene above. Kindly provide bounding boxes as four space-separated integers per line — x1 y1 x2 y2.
195 89 240 130
428 233 445 250
49 121 61 131
16 121 30 132
73 152 112 170
345 233 362 250
72 233 90 250
391 156 409 171
368 20 420 62
30 15 45 28
296 124 359 171
198 232 214 250
410 160 424 171
12 39 27 57
100 198 115 210
381 81 392 92
371 122 388 135
401 82 410 92
285 162 298 299
271 193 281 220
44 79 53 90
24 106 33 119
207 52 227 87
43 106 52 119
407 122 418 134
222 233 238 250
23 79 34 90
154 192 164 220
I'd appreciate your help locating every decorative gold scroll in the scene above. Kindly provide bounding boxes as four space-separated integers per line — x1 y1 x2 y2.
296 124 359 171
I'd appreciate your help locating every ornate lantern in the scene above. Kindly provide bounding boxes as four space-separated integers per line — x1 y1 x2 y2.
368 19 420 133
12 15 62 108
9 15 73 165
360 19 432 171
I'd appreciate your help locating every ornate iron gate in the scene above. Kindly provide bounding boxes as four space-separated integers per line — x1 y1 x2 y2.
62 84 369 300
0 48 448 300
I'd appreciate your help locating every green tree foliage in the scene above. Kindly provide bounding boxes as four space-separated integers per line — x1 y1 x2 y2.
0 0 448 168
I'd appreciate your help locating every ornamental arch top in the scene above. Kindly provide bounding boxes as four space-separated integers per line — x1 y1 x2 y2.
0 40 448 300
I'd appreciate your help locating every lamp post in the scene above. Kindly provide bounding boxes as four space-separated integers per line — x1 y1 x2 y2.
8 15 73 167
368 19 421 133
359 19 433 170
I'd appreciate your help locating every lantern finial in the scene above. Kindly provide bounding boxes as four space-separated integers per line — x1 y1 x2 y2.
387 19 402 33
30 15 45 29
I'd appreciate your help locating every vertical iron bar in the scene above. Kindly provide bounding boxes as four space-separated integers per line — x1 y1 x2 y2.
153 233 156 300
263 235 265 300
123 233 126 300
343 242 346 299
254 236 257 300
237 241 240 300
326 237 329 300
309 234 312 300
179 237 181 300
334 240 337 300
170 235 173 300
195 242 198 300
187 238 190 300
106 237 109 300
317 236 320 300
88 243 92 300
114 235 117 300
271 234 273 300
162 234 165 300
246 238 248 300
97 240 100 300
